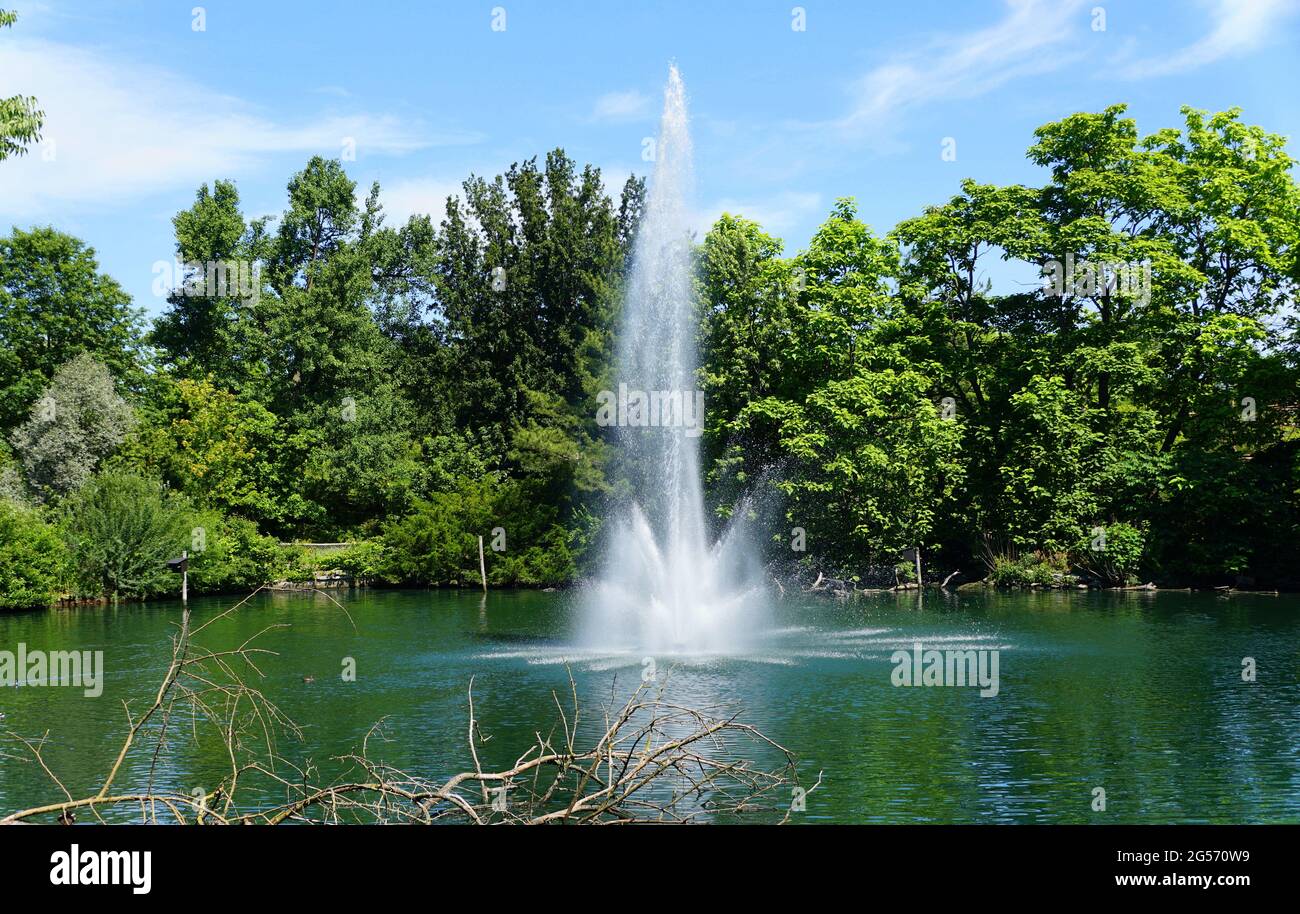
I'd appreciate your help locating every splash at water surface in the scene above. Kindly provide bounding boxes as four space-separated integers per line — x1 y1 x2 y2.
580 66 768 654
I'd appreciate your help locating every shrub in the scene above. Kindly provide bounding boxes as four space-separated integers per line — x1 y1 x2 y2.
894 560 916 584
60 471 190 599
0 500 68 608
277 543 318 583
1071 522 1146 586
382 477 496 585
187 511 286 593
383 476 577 586
329 539 390 581
989 551 1068 587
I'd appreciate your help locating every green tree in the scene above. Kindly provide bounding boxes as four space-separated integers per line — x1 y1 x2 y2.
0 228 146 430
120 375 285 529
702 201 964 573
9 354 135 502
151 180 270 390
698 215 802 510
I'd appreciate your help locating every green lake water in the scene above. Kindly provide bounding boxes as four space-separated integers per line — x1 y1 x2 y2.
2 587 1298 823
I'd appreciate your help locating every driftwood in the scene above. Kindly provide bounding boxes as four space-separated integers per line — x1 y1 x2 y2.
1 587 811 825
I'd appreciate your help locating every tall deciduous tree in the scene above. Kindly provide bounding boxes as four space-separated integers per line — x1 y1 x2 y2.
0 228 145 430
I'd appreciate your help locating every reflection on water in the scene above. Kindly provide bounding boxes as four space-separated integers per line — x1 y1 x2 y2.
2 588 1298 823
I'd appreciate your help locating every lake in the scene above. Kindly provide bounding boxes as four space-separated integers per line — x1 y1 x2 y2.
2 587 1298 823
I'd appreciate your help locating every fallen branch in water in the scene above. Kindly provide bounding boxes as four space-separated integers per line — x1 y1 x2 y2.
2 589 805 825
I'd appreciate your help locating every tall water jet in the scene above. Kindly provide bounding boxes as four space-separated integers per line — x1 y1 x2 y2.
581 65 767 654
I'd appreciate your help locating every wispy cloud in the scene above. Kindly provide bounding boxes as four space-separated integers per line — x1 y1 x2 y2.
590 90 653 123
0 38 482 218
1116 0 1299 78
695 191 824 240
830 0 1088 138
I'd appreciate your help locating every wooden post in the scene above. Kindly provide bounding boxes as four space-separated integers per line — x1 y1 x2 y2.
182 549 189 605
914 545 922 589
478 535 487 592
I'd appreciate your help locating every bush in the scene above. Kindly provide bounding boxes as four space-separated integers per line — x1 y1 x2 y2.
989 551 1068 587
187 511 286 593
60 471 191 599
277 544 318 583
0 500 68 608
328 539 390 581
383 476 577 586
1071 522 1146 586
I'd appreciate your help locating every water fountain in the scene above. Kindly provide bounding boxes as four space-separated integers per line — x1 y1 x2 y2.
581 65 767 654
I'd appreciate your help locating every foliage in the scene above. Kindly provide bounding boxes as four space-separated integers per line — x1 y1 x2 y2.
0 499 67 608
0 228 145 430
327 539 390 581
0 10 43 162
121 375 284 528
1070 522 1146 587
8 354 135 502
4 102 1299 597
60 472 191 599
186 510 286 593
703 201 964 573
988 552 1070 588
382 476 576 586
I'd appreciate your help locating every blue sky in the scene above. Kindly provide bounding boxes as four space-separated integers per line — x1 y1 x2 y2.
3 0 1299 316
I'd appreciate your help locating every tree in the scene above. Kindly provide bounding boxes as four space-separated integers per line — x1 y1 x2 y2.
698 215 802 512
151 180 271 390
0 228 146 430
878 104 1300 583
434 154 638 448
0 10 43 162
8 354 135 502
121 375 286 530
701 201 964 574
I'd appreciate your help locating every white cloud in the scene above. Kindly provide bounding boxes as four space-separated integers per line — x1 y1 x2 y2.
1117 0 1299 78
590 90 652 123
373 177 466 227
831 0 1089 137
695 191 824 238
0 38 481 218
